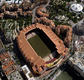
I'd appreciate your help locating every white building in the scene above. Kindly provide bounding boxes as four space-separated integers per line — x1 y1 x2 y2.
70 3 83 12
21 65 36 80
0 0 23 6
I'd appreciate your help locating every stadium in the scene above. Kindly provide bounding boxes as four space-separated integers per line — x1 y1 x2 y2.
17 23 68 76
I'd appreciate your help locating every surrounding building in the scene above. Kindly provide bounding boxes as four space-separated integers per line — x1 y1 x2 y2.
0 41 24 80
69 36 84 78
69 52 84 78
0 0 23 5
0 52 16 76
0 0 32 19
0 39 6 79
21 65 35 80
73 19 84 35
7 71 23 80
36 6 49 17
56 25 72 47
0 38 24 80
35 17 55 29
70 3 83 12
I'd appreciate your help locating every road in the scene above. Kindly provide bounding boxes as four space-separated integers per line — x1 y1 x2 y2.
32 0 50 23
32 6 39 23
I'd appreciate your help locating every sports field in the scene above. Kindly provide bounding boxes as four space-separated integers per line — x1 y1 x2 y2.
28 35 51 58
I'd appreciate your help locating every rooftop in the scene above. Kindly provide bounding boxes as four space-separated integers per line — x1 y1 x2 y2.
7 71 23 80
0 52 16 76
